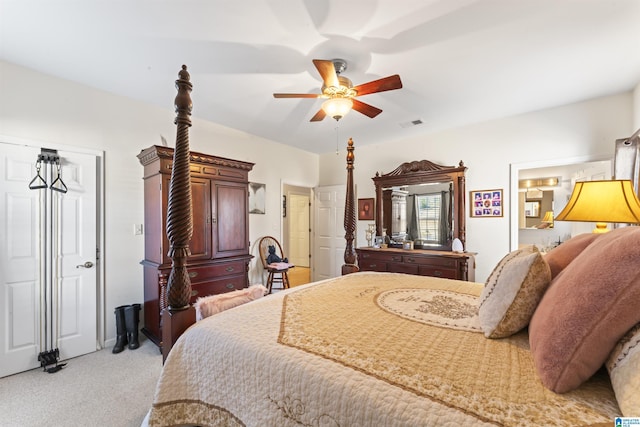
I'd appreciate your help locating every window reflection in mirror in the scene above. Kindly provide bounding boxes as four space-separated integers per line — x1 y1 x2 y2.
386 182 452 247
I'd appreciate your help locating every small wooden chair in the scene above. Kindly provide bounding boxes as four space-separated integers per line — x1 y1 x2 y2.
258 236 292 294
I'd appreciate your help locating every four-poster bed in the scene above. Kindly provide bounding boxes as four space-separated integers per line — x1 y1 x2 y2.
144 66 635 426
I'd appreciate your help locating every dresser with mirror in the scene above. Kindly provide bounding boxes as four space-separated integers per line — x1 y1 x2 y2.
356 159 476 281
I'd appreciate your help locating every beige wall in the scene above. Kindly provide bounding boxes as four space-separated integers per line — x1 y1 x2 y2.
2 59 638 342
320 92 634 282
0 61 318 345
634 81 640 129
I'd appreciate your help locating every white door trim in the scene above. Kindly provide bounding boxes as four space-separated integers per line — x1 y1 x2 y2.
0 135 105 348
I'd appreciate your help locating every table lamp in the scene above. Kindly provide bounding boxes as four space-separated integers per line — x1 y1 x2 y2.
540 211 554 228
554 180 640 233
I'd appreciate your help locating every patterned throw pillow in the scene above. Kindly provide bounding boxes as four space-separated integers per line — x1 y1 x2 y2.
606 324 640 417
478 245 551 338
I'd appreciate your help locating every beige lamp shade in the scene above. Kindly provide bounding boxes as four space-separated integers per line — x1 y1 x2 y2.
555 180 640 233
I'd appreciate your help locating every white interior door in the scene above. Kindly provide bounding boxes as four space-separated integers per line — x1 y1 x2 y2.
313 185 345 282
289 194 310 267
0 142 97 377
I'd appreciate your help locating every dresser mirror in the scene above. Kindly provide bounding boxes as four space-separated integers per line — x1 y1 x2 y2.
372 160 467 251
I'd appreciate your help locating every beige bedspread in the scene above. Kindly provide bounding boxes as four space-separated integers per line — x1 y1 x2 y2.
148 272 619 427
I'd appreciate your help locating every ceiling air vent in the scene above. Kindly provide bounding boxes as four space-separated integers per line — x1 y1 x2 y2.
399 119 423 128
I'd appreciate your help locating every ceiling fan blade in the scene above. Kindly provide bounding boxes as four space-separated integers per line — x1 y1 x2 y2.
273 93 321 98
312 59 339 88
352 74 402 97
352 99 383 118
310 109 326 122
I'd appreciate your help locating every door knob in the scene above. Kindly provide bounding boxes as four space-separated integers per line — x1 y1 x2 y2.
76 261 94 269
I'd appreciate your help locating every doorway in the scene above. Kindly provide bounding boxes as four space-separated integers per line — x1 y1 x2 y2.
0 140 102 377
282 184 311 286
509 155 611 251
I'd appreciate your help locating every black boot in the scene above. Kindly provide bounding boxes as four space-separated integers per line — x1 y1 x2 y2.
112 305 128 354
125 303 141 350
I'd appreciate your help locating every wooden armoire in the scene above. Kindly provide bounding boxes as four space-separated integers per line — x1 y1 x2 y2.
137 145 254 348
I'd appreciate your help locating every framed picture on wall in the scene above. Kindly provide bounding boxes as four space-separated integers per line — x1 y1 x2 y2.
358 198 375 220
249 182 266 214
470 189 503 217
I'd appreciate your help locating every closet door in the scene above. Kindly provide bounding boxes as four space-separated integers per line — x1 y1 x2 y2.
0 143 97 377
0 144 41 377
313 185 346 282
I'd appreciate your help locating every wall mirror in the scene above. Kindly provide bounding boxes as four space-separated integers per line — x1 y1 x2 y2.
373 160 466 251
510 157 612 251
524 201 540 218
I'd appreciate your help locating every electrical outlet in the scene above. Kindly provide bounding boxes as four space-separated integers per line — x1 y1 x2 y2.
134 224 143 235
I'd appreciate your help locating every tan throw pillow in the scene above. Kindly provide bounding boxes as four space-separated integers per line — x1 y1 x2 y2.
529 226 640 393
606 324 640 417
543 233 601 278
478 245 551 338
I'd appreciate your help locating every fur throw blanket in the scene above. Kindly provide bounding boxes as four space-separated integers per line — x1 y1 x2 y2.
195 284 267 321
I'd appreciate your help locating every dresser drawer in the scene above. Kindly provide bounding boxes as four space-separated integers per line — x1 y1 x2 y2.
190 275 246 302
358 251 402 263
356 248 474 282
418 265 458 279
403 255 457 267
359 259 388 272
187 261 246 283
388 262 419 275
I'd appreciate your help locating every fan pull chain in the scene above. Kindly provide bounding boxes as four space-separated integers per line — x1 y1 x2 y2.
335 124 340 155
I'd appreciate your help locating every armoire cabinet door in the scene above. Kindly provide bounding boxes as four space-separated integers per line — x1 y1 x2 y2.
161 176 212 263
188 177 212 261
212 181 248 258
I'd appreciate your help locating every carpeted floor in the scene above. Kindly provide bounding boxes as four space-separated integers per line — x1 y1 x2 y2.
0 337 162 427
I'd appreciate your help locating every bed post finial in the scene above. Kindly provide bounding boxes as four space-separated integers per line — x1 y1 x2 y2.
342 138 359 275
166 64 194 310
162 65 196 361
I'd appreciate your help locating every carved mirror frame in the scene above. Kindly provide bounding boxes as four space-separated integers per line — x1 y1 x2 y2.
372 160 467 251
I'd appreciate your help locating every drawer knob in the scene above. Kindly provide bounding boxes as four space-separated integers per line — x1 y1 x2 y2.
226 283 235 289
189 271 198 278
226 266 235 272
434 270 442 277
191 289 199 297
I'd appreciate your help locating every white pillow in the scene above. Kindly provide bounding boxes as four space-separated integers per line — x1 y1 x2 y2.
606 324 640 417
478 246 551 338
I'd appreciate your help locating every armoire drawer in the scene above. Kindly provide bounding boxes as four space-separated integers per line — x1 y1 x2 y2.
187 261 246 283
190 275 246 302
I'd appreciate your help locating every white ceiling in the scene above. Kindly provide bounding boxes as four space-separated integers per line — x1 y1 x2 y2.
1 0 639 154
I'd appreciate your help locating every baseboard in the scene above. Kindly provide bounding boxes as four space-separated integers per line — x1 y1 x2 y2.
103 337 115 349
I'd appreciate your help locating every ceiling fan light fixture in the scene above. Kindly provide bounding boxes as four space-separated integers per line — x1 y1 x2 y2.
322 97 353 121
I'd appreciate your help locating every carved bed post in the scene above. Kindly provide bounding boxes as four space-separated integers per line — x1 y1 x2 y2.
162 65 196 362
342 138 359 275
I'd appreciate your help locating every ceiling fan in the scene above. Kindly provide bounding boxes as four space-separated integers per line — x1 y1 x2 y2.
273 59 403 122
